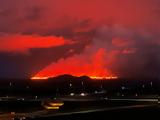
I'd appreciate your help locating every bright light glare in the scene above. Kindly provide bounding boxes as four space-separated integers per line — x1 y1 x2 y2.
44 106 60 110
70 93 75 96
49 103 64 107
80 93 85 96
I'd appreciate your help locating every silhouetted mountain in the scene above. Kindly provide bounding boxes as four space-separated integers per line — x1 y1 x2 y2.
48 74 91 81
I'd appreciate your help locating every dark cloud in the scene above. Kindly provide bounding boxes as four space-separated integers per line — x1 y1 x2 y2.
25 6 44 21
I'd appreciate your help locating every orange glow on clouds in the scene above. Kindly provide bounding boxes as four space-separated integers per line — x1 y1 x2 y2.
0 34 72 53
32 48 118 80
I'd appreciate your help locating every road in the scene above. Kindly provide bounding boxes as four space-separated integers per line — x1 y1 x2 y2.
37 104 155 117
0 97 159 120
108 98 158 102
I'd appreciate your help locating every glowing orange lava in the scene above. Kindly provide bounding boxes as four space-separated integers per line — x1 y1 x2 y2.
89 76 118 80
31 76 49 80
31 75 118 80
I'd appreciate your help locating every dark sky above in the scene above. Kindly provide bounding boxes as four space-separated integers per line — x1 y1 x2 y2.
0 0 160 79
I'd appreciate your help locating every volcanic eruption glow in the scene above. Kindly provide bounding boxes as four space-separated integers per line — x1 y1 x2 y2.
31 48 118 80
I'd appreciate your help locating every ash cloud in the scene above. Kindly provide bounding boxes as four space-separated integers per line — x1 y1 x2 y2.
92 25 160 79
36 24 160 79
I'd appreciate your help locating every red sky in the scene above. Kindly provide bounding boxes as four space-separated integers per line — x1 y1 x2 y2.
0 0 160 78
